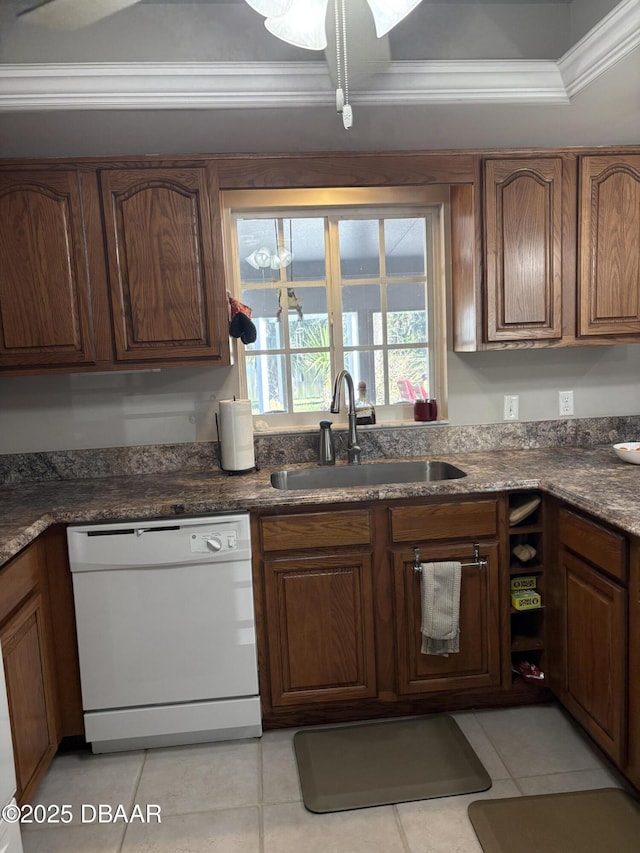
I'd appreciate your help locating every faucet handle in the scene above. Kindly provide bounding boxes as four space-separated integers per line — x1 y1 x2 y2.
347 443 362 464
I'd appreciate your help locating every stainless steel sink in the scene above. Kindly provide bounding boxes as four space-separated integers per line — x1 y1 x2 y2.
270 460 466 490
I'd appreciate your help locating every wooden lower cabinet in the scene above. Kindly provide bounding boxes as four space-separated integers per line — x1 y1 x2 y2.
264 552 377 707
393 541 501 695
1 592 58 803
552 506 629 767
0 534 62 804
559 547 627 765
255 498 505 720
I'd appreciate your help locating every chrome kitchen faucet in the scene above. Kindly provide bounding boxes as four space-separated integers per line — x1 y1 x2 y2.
330 369 362 464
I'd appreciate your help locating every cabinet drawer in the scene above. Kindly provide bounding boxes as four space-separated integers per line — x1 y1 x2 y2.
390 500 498 543
0 541 42 625
260 510 372 552
559 508 627 582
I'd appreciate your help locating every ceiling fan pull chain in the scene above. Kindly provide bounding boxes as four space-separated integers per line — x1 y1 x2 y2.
340 0 353 129
334 0 344 112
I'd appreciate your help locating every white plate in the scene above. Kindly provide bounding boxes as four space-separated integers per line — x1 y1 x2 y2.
613 442 640 464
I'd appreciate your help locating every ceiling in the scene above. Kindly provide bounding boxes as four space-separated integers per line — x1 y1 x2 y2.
0 0 638 157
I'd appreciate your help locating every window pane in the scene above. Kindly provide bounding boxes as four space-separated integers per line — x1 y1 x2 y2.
339 219 380 279
384 218 426 276
245 353 288 414
342 284 381 346
387 348 429 403
344 350 378 403
291 352 331 412
286 217 326 281
237 218 280 283
287 287 328 350
240 287 283 350
387 282 428 345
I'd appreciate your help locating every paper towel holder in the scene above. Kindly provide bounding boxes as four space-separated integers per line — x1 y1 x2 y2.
215 410 259 476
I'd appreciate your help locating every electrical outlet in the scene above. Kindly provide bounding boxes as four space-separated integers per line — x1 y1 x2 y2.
559 390 574 417
504 395 519 420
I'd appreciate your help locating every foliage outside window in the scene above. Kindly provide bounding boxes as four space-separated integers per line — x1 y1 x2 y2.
223 188 448 427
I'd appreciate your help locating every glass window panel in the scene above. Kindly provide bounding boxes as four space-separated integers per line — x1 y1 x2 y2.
341 284 381 346
285 217 327 281
240 287 282 350
237 218 280 283
387 282 428 344
286 287 328 349
245 353 288 414
339 219 380 279
344 350 378 402
384 218 426 276
291 352 331 412
387 348 429 403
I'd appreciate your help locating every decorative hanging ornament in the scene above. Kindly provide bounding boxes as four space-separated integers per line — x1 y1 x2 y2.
245 247 273 269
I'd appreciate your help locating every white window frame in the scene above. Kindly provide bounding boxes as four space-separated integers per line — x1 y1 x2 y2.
221 186 450 430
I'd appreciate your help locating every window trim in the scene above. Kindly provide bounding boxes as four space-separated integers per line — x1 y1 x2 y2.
221 186 450 429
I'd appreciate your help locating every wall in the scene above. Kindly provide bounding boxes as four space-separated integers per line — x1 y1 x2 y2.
1 344 638 454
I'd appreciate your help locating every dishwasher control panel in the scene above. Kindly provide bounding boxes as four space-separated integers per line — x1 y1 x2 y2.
190 529 237 554
67 513 250 570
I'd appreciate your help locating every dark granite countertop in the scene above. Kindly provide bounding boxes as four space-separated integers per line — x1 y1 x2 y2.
1 445 638 566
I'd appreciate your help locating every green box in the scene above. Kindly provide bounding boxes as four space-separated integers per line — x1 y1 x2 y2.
511 590 542 610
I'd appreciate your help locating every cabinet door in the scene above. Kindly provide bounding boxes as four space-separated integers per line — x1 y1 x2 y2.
0 170 98 368
579 155 640 337
1 593 58 804
392 542 500 695
264 552 376 707
484 158 563 341
100 166 228 365
561 548 626 765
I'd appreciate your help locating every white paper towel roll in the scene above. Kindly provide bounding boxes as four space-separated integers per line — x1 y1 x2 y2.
218 399 255 473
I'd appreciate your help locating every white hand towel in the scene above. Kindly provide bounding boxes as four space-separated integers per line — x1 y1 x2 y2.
420 561 462 656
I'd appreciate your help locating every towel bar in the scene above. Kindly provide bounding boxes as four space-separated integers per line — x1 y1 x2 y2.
413 543 487 572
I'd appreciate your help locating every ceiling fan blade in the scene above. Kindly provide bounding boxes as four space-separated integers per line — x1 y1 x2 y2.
18 0 143 30
324 0 392 89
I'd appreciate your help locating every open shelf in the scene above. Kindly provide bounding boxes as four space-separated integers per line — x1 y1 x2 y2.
511 635 545 652
509 562 543 575
508 491 547 687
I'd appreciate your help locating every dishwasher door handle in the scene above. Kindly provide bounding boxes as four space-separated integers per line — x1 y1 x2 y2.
135 526 181 536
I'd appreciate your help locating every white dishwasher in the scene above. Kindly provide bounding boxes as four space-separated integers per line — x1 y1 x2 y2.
67 513 261 753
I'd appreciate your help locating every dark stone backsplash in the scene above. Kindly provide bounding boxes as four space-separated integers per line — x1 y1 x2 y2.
1 415 639 485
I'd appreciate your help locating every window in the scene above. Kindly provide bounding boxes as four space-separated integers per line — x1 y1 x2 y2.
223 188 449 428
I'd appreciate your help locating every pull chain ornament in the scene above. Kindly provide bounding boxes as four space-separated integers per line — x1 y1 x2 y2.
334 0 352 129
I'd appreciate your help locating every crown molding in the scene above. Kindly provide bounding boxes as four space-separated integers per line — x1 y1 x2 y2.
559 0 640 97
0 0 637 111
0 59 568 110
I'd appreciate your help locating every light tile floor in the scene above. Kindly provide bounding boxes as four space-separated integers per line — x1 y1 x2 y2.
21 704 627 853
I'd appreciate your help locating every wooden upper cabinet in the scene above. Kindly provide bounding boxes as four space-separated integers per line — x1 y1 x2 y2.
0 170 99 369
579 155 640 337
100 166 229 365
484 158 563 341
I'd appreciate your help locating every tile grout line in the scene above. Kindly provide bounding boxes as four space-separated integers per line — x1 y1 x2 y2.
117 749 149 853
258 737 265 853
392 804 413 853
470 710 520 783
258 804 265 853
